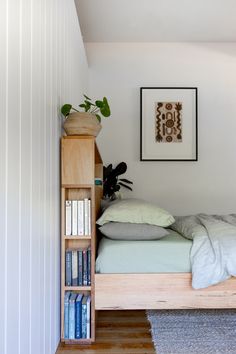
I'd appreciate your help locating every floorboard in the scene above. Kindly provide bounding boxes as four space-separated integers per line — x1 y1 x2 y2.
56 310 155 354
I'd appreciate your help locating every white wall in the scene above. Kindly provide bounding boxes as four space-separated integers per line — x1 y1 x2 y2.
87 43 236 215
0 1 88 354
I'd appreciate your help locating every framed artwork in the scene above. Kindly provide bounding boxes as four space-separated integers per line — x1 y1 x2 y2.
140 87 198 161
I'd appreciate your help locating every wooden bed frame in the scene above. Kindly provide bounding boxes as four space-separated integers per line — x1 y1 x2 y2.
95 273 236 310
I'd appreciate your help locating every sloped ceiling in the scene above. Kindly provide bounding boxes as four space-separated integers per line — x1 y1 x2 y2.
75 0 236 42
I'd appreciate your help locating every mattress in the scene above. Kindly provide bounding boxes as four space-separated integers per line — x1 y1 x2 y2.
95 230 192 274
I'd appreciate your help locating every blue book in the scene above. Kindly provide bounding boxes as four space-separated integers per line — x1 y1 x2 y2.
68 293 77 339
65 250 72 286
86 296 91 339
64 291 71 339
75 294 83 339
81 296 88 338
83 249 88 286
78 250 83 286
87 247 91 286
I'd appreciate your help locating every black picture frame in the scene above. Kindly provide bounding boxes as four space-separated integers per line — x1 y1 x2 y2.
140 87 198 161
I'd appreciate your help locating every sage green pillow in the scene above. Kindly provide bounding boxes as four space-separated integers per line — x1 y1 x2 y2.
96 199 175 227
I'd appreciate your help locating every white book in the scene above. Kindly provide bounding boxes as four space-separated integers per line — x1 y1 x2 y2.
86 296 91 339
72 200 78 236
77 200 84 236
84 198 89 235
65 201 72 236
88 200 91 236
71 250 78 286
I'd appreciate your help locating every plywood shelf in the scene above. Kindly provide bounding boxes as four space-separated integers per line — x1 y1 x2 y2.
61 136 103 344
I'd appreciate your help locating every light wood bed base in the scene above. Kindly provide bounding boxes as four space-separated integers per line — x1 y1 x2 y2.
95 273 236 310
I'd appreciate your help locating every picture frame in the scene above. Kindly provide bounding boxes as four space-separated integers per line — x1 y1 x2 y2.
140 87 198 161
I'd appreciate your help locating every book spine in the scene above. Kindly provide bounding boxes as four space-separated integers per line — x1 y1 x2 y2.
65 201 72 236
86 296 91 339
68 295 76 339
72 250 78 286
87 247 91 286
64 292 70 339
65 250 72 286
72 200 78 236
78 250 83 286
88 199 91 236
82 249 88 286
75 294 83 339
84 198 89 235
81 297 87 339
77 200 84 236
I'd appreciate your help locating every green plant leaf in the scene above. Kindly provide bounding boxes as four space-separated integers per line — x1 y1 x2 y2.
79 103 86 108
119 178 133 184
96 114 101 123
100 97 111 117
83 94 91 100
95 100 103 108
61 104 72 117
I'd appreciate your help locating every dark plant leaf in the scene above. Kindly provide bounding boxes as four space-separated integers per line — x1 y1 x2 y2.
96 114 101 123
61 104 72 117
83 94 91 100
119 178 133 184
113 162 127 176
95 100 103 108
118 182 133 191
79 103 86 108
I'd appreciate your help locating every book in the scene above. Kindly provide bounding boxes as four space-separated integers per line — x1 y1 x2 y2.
86 296 91 339
87 247 91 286
77 200 84 235
81 296 88 338
82 249 88 286
78 249 83 286
65 250 72 286
68 293 77 339
64 291 71 339
65 201 72 236
75 293 83 339
72 250 78 286
84 198 89 235
88 199 91 235
72 200 78 236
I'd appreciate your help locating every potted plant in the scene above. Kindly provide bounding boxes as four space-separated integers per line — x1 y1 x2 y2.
61 94 111 136
103 162 133 201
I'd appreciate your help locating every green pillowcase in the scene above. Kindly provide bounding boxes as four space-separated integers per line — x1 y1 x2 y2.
99 222 170 240
96 199 175 227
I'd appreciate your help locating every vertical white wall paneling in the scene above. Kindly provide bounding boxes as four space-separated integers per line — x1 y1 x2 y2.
0 0 89 353
7 1 21 354
87 42 236 215
0 0 7 354
19 0 32 353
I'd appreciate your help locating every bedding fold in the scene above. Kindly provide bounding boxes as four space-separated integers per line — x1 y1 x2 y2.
171 214 236 289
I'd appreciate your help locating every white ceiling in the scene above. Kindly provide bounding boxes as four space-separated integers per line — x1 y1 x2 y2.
75 0 236 42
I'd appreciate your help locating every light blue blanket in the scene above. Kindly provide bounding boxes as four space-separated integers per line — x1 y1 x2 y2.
171 214 236 289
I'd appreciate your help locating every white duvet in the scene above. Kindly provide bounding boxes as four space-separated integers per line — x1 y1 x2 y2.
171 214 236 289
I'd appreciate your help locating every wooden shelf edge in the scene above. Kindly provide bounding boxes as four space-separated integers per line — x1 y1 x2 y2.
62 184 94 189
64 286 92 291
62 338 94 344
64 235 92 240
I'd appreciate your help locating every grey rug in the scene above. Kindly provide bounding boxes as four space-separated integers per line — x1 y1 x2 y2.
147 309 236 354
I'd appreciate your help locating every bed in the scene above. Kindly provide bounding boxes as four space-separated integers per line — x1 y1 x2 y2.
94 203 236 311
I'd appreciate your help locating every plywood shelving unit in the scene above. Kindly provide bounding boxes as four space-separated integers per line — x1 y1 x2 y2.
60 136 103 344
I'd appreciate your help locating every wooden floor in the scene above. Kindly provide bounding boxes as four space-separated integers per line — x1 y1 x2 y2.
56 310 155 354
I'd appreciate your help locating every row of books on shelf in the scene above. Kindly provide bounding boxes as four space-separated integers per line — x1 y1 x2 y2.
65 199 91 236
66 247 91 286
64 292 91 340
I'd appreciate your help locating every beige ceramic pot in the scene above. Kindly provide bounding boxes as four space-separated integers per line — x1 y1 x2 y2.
63 112 102 136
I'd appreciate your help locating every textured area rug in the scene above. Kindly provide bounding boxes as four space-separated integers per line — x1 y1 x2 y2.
147 309 236 354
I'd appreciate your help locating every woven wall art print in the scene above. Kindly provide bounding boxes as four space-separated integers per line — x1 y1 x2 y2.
155 102 182 143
